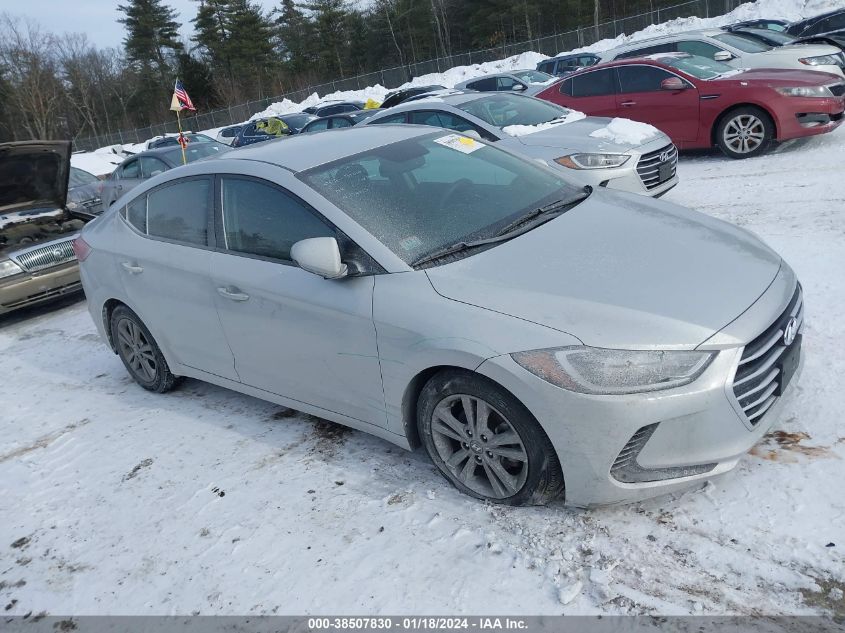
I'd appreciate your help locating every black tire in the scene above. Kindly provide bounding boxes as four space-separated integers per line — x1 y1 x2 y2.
110 305 180 393
417 369 564 506
715 106 774 159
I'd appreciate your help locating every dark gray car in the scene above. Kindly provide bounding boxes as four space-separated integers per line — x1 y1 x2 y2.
100 142 229 209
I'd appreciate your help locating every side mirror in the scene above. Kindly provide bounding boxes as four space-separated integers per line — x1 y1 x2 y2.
290 237 348 279
511 83 527 91
713 51 733 61
660 77 687 90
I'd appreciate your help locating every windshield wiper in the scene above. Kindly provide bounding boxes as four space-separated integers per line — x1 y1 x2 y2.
411 187 591 268
494 187 591 237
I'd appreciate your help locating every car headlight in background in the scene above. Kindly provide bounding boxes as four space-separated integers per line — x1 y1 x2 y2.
799 54 841 67
775 85 833 98
511 346 715 395
555 154 630 169
0 259 24 280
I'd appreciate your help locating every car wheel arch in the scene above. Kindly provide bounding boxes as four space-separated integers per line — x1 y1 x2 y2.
711 102 778 146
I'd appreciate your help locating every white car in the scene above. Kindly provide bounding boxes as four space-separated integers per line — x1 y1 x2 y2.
602 29 845 77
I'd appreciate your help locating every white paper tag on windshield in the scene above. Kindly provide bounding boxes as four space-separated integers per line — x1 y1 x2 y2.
433 134 481 154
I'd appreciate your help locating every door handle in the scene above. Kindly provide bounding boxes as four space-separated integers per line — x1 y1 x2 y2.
620 100 636 107
121 261 143 274
217 287 250 302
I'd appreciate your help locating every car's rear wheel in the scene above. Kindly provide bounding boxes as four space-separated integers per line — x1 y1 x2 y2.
716 107 773 159
417 370 564 506
110 305 179 393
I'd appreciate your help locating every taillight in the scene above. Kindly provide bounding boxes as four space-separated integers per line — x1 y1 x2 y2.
72 236 92 262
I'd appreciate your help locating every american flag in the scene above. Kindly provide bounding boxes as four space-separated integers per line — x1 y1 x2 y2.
170 80 196 112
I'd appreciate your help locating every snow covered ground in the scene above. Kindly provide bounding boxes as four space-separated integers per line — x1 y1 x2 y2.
2 123 844 616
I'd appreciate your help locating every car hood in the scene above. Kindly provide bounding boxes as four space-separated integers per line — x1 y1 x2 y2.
719 67 844 86
507 116 655 152
0 141 71 214
424 191 782 350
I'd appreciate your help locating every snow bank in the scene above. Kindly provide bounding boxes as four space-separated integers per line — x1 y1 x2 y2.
70 148 124 176
589 118 662 144
502 110 587 136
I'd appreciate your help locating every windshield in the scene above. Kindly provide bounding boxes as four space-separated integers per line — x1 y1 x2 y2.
457 95 571 129
660 54 735 79
300 133 578 265
743 29 795 45
69 167 99 187
163 143 226 165
712 32 773 52
513 70 554 83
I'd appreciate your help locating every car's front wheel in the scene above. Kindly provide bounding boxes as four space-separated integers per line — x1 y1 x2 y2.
716 106 773 159
110 305 179 393
417 370 564 505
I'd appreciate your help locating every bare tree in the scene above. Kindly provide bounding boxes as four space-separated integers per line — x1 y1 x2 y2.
0 13 65 139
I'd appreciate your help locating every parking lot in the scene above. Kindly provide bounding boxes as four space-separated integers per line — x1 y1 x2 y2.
1 127 844 616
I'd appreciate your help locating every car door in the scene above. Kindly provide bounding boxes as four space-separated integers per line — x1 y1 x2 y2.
117 176 239 380
556 68 619 116
107 158 142 207
209 175 386 427
615 65 700 143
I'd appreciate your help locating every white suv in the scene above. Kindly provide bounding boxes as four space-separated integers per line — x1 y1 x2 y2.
602 29 845 77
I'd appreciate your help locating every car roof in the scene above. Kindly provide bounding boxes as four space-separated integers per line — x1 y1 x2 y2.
545 52 600 61
223 125 436 172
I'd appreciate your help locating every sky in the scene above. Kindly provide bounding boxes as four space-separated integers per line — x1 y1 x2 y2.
1 0 278 49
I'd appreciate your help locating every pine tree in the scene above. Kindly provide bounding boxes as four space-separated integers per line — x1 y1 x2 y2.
117 0 183 123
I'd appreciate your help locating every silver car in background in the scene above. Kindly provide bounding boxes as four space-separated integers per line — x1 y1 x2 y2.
360 92 678 197
454 69 557 95
602 29 845 77
77 126 802 507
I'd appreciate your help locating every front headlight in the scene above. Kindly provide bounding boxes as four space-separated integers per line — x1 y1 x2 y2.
511 346 715 395
555 153 630 169
0 259 24 280
775 85 833 98
799 55 840 67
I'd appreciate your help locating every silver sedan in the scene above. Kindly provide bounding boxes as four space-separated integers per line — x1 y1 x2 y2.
360 91 679 197
77 126 803 507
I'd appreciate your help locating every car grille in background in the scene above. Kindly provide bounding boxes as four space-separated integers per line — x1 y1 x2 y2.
828 83 845 97
12 239 77 273
731 285 803 427
636 144 678 191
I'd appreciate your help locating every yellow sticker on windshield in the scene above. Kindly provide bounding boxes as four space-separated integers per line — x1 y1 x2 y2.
434 134 481 154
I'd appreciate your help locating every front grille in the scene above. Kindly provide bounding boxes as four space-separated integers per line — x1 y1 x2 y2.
636 144 678 190
12 239 77 273
731 285 803 426
829 83 845 97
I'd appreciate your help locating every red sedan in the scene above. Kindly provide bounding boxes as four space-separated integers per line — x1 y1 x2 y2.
535 53 845 158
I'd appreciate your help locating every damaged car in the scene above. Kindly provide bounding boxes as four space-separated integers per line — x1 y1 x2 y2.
0 141 97 316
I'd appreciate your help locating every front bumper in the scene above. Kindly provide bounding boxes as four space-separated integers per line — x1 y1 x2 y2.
0 261 82 316
476 273 803 507
775 95 845 141
551 138 679 198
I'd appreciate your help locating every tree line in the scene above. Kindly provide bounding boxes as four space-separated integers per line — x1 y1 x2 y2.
0 0 684 143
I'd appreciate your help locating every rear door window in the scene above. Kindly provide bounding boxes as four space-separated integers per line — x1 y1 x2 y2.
569 69 617 97
331 117 353 128
121 159 140 179
139 157 169 179
467 77 497 91
370 113 407 125
146 178 211 246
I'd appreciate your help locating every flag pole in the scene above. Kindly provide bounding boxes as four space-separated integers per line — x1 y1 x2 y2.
176 109 187 166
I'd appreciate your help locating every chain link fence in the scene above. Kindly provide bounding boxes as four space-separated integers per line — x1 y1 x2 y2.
73 0 744 152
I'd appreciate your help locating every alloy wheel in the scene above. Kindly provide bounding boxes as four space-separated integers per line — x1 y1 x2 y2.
722 114 766 154
430 394 529 499
116 318 157 382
